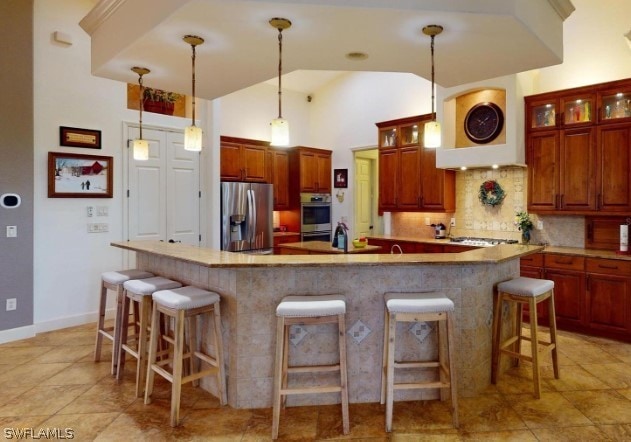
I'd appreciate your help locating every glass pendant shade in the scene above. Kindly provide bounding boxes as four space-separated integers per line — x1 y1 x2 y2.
270 118 290 147
133 139 149 160
184 125 203 151
424 120 441 148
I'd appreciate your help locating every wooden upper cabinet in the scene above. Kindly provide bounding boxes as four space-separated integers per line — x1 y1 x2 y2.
269 148 290 210
220 136 268 183
598 124 631 212
291 147 332 193
378 148 398 210
526 78 631 215
376 115 455 213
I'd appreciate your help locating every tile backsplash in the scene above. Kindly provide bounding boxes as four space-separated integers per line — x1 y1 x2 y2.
391 167 586 247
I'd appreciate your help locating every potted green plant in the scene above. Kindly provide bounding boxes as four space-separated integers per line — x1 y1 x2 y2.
515 211 534 244
143 87 182 116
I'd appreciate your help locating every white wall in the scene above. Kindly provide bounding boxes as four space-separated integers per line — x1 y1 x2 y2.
532 0 631 93
32 0 191 331
219 82 312 146
24 0 631 336
309 72 431 238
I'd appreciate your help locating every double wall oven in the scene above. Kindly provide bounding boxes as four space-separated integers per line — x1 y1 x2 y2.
300 193 332 242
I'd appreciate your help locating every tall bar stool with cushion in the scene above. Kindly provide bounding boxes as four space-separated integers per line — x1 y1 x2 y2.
491 276 559 399
272 294 350 440
381 292 458 432
116 276 182 396
95 269 154 375
144 286 227 427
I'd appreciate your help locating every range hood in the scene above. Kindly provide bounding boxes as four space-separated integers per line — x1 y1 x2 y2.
435 73 533 170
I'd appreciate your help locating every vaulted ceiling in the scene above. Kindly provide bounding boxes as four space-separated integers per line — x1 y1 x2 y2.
80 0 574 98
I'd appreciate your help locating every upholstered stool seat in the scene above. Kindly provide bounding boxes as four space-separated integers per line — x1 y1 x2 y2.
116 277 182 396
94 269 154 375
381 292 458 432
272 295 349 440
145 286 227 427
492 277 559 399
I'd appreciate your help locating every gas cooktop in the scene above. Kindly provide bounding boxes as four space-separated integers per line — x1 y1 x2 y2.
449 237 519 247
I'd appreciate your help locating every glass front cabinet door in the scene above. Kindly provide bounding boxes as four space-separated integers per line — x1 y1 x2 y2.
599 87 631 123
560 93 595 126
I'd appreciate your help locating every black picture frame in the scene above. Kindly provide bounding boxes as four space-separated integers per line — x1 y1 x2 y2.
59 126 102 149
334 169 348 188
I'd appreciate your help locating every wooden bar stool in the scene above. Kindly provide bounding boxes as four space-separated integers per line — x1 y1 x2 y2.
116 276 182 396
381 292 458 432
491 276 559 399
145 286 227 427
272 294 349 440
94 269 154 375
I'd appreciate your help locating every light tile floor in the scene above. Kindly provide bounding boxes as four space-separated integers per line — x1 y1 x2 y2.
1 323 631 441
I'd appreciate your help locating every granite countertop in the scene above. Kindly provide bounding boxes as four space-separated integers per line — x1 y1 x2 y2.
367 234 631 261
278 240 382 254
111 240 542 268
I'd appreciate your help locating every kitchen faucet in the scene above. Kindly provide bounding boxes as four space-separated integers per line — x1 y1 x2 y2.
390 244 403 255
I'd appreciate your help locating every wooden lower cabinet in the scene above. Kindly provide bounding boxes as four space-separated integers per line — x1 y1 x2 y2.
586 258 631 339
273 233 301 255
520 254 548 323
519 253 631 342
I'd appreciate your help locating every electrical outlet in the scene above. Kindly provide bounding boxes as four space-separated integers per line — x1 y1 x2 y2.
450 218 456 227
537 220 544 230
425 217 430 226
6 226 17 237
87 206 95 217
6 298 16 311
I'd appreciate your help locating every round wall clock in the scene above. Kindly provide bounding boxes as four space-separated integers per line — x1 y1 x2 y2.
464 102 504 144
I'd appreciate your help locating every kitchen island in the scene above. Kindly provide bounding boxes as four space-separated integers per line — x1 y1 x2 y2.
112 240 542 408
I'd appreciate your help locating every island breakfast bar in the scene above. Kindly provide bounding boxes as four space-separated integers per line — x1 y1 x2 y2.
112 240 542 409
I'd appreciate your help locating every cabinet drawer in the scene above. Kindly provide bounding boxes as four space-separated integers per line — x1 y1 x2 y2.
520 253 544 267
544 254 585 271
586 258 631 275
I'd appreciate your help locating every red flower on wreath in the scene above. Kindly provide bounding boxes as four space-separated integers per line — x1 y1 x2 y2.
484 181 495 191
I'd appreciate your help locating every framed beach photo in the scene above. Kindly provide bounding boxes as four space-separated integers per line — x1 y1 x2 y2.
48 152 113 198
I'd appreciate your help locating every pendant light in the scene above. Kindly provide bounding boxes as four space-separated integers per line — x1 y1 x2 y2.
183 35 204 152
423 25 443 148
269 17 291 147
132 66 150 161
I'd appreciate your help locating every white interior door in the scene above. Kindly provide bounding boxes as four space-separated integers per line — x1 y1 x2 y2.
354 157 373 237
127 126 200 246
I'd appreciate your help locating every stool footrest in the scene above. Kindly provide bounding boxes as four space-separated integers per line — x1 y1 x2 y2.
287 364 341 374
394 381 451 390
182 367 219 385
394 361 440 369
97 329 115 340
280 385 342 395
194 351 219 367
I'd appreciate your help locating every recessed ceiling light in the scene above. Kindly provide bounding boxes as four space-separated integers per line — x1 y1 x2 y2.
492 164 499 169
345 52 368 60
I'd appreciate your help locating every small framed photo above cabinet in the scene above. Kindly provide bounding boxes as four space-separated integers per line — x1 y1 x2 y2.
334 169 348 188
48 152 113 198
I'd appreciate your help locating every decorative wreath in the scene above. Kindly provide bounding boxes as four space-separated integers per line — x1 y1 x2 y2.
478 180 506 207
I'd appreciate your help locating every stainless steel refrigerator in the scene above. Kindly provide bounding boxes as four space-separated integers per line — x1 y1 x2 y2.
220 182 273 254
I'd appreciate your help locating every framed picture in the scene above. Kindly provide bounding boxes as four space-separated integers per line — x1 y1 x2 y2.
48 152 113 198
59 126 102 149
334 169 348 188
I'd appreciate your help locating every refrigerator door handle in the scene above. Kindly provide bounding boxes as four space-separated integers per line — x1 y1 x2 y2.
246 189 255 243
250 189 257 246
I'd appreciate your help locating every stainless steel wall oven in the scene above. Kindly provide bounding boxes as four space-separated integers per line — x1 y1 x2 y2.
300 193 332 241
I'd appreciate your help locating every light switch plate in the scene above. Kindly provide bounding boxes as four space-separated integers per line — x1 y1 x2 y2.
6 226 17 237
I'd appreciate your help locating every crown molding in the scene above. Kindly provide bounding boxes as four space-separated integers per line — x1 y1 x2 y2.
79 0 127 35
546 0 576 21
